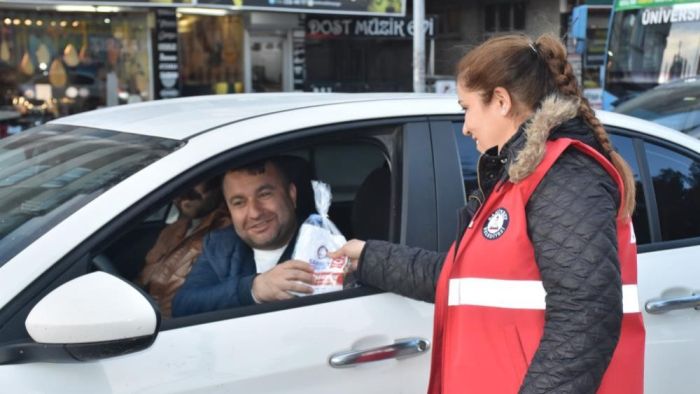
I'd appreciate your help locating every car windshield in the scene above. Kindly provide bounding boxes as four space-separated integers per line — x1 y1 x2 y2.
615 79 700 137
605 3 700 104
0 124 182 266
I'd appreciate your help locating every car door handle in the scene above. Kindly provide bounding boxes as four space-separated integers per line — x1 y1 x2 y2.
328 337 430 368
645 293 700 314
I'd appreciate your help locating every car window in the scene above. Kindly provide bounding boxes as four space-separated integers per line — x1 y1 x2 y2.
295 143 390 240
452 122 479 194
0 124 182 266
609 134 651 245
452 123 653 245
97 127 396 322
644 142 700 242
313 144 386 202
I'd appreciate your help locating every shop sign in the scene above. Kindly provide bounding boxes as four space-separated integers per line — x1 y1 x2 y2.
199 0 405 16
35 0 194 4
14 0 402 15
639 3 700 25
616 0 699 11
153 8 181 99
306 16 435 39
292 28 306 91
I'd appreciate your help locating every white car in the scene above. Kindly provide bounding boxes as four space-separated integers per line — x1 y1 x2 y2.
0 94 699 393
614 77 700 138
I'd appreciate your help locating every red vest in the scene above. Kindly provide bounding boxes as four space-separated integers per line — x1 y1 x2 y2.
428 139 645 393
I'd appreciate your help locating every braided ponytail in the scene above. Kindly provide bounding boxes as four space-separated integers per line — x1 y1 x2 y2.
535 34 636 218
456 33 636 217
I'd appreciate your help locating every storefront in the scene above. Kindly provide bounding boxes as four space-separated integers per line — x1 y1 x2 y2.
304 15 436 92
569 4 612 109
0 0 406 136
178 11 245 95
0 5 154 133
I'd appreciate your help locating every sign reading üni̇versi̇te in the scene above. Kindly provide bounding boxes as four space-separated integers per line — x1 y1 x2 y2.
616 0 700 11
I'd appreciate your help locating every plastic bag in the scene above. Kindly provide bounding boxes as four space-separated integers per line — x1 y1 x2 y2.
292 180 349 295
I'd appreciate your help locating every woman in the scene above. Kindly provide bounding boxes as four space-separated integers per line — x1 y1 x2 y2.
333 34 644 393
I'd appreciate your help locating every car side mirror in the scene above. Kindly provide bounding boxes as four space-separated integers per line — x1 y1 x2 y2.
0 272 160 364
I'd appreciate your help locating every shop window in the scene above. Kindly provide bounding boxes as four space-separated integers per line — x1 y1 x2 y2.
250 35 284 92
498 4 511 31
1 11 151 132
485 6 496 32
430 3 463 37
513 4 526 30
178 14 244 96
306 39 413 92
484 3 526 33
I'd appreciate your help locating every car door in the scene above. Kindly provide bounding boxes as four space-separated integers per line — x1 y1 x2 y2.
610 132 700 394
2 293 433 393
441 115 700 394
0 119 438 393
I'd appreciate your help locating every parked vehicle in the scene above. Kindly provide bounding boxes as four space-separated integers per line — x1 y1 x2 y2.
602 0 700 109
615 77 700 138
1 94 699 393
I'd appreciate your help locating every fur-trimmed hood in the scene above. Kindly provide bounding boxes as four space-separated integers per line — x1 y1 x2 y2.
473 94 603 199
507 95 581 182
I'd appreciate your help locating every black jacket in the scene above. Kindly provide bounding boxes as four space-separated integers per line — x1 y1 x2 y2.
357 110 622 393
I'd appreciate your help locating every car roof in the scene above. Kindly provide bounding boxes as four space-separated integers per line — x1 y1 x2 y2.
50 92 700 154
50 93 453 140
615 77 700 112
653 76 700 89
597 110 700 153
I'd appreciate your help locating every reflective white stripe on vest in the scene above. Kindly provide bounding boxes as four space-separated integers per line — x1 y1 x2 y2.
448 278 640 313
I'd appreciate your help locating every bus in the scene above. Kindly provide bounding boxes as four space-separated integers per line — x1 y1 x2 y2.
602 0 700 110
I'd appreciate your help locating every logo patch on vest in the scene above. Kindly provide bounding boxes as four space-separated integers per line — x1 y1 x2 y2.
482 208 509 240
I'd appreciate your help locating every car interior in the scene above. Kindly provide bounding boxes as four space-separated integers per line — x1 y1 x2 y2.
91 131 396 319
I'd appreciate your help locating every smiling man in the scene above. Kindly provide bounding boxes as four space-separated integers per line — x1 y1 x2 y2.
172 158 314 317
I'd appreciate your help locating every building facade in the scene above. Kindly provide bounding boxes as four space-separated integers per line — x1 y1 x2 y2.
0 0 575 134
0 0 406 134
427 0 568 78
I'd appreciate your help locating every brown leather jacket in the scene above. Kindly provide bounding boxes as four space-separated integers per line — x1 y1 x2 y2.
138 206 230 318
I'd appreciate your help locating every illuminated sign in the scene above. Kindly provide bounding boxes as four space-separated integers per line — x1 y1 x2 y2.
200 0 405 16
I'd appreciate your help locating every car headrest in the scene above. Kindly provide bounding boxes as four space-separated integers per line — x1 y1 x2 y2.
276 155 315 221
351 163 391 241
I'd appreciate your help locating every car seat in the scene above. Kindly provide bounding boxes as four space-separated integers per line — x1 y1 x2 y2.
351 163 391 241
276 155 315 221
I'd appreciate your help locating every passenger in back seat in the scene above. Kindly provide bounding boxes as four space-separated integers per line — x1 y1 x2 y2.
137 177 230 318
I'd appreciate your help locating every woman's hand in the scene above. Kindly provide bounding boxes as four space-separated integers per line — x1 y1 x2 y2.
330 239 366 272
